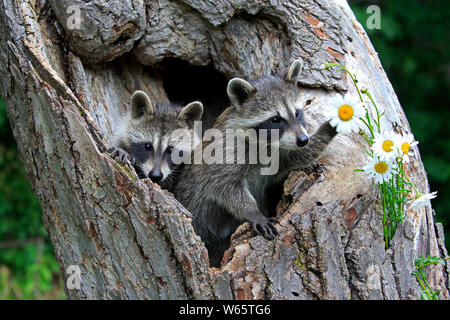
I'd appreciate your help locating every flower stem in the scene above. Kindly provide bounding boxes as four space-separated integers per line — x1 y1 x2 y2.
363 90 381 134
326 63 364 102
403 173 421 196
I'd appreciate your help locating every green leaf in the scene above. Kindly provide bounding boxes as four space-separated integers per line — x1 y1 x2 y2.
420 291 431 300
431 290 440 300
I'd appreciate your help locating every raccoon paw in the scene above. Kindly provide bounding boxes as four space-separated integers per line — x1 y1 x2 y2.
250 217 278 240
107 147 136 166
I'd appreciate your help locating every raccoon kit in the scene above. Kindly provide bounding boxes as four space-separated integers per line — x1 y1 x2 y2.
109 91 203 191
173 60 338 267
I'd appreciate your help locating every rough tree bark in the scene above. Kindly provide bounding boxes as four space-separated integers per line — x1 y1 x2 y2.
0 0 448 300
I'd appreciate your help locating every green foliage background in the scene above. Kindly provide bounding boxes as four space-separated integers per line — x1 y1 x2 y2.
350 0 449 248
0 97 64 299
0 0 448 299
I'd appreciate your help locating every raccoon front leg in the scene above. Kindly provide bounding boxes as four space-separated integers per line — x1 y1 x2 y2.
247 212 278 240
107 146 136 166
281 121 337 170
210 182 279 240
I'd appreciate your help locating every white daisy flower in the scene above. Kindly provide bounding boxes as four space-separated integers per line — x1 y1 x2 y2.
409 191 437 212
372 130 401 161
362 156 397 184
396 132 419 163
326 94 366 134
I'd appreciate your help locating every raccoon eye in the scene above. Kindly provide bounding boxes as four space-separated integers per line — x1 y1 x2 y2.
166 146 174 154
296 110 304 119
144 143 152 151
270 116 281 124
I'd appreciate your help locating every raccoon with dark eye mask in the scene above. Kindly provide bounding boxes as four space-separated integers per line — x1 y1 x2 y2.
173 60 338 267
108 90 203 191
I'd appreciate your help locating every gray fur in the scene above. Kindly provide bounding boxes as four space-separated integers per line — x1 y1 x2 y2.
285 59 303 83
178 101 203 127
109 90 203 191
173 61 337 267
131 90 154 119
227 78 256 107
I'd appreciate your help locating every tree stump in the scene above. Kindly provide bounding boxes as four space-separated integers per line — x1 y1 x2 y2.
0 0 448 299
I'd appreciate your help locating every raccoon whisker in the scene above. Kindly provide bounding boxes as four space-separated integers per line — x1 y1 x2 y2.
168 168 184 176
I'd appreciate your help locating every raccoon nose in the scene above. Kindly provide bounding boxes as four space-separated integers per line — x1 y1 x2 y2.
149 170 164 182
296 135 309 147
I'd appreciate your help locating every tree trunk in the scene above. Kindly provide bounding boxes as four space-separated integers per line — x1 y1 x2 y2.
0 0 448 300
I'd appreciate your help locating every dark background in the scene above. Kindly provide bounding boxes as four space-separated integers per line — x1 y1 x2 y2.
0 0 448 299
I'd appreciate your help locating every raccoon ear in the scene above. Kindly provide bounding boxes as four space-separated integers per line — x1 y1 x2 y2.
227 78 257 106
131 90 154 119
285 59 303 83
178 101 203 124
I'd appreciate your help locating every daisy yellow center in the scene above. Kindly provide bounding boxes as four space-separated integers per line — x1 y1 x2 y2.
401 142 410 155
382 140 394 152
338 104 354 121
374 161 389 174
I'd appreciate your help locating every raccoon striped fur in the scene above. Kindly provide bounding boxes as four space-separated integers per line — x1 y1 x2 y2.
108 91 203 191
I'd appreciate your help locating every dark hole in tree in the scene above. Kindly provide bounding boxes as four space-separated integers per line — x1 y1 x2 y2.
264 182 284 218
158 58 230 131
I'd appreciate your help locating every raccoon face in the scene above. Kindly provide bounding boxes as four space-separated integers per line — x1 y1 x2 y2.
123 91 203 186
128 131 188 183
226 60 309 150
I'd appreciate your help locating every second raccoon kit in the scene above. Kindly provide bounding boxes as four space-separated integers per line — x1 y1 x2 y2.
108 91 203 191
174 60 338 267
